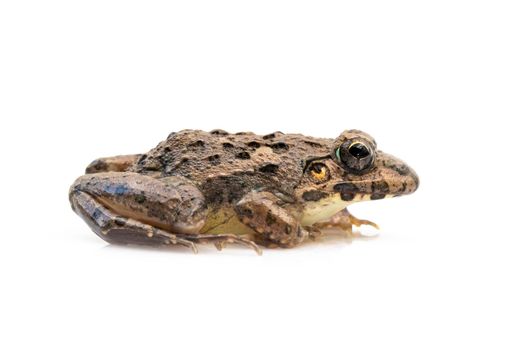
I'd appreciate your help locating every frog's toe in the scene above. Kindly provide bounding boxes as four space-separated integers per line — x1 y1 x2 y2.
313 210 380 238
169 237 198 254
184 234 262 255
348 215 380 230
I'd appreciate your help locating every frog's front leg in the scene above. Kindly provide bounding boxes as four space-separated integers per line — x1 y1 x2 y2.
235 191 309 248
69 172 208 251
314 209 379 237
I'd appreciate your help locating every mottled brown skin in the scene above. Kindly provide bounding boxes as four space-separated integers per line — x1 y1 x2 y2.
69 129 419 253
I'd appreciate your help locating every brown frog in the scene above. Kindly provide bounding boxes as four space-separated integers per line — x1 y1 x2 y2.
69 129 419 254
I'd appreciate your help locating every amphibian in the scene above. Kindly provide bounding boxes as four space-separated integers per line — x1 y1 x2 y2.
69 129 419 254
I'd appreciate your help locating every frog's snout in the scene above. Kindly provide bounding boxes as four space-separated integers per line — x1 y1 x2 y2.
334 153 419 201
375 154 419 197
401 166 419 195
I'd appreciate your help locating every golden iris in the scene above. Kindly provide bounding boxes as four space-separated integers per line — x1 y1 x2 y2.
310 163 330 182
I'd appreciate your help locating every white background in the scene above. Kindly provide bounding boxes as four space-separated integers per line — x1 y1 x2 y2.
1 1 524 349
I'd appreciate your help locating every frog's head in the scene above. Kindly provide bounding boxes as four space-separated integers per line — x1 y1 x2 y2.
297 130 419 226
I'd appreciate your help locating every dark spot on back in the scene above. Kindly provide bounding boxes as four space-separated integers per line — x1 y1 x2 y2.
270 142 289 153
304 140 323 148
222 142 234 149
207 154 221 165
202 175 247 204
247 141 261 148
210 129 229 136
259 163 279 174
263 131 283 140
302 190 328 201
236 151 251 159
189 140 205 147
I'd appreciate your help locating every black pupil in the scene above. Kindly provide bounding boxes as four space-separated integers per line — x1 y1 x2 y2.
349 143 370 159
312 163 324 173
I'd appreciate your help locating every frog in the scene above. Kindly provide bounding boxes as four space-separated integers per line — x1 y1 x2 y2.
69 129 419 254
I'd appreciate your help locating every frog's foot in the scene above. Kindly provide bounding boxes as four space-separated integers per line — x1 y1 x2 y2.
183 234 262 255
314 210 379 238
70 191 199 253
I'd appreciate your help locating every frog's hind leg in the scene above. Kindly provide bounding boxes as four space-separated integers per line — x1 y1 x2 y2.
85 154 142 174
71 191 198 252
69 172 208 252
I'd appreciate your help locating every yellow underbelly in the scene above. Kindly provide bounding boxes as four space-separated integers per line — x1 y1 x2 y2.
199 194 356 235
199 207 257 235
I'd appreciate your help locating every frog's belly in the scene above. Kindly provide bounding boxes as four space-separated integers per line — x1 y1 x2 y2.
200 207 257 235
199 195 354 236
200 192 374 235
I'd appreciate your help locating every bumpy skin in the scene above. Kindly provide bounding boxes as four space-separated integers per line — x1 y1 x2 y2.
69 129 419 252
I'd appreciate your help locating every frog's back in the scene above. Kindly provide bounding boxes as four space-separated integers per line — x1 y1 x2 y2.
133 129 332 201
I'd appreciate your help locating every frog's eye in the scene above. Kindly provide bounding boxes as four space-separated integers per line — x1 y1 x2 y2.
336 140 375 174
308 162 331 183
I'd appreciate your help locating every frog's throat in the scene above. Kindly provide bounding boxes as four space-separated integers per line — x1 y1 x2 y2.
299 193 390 227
